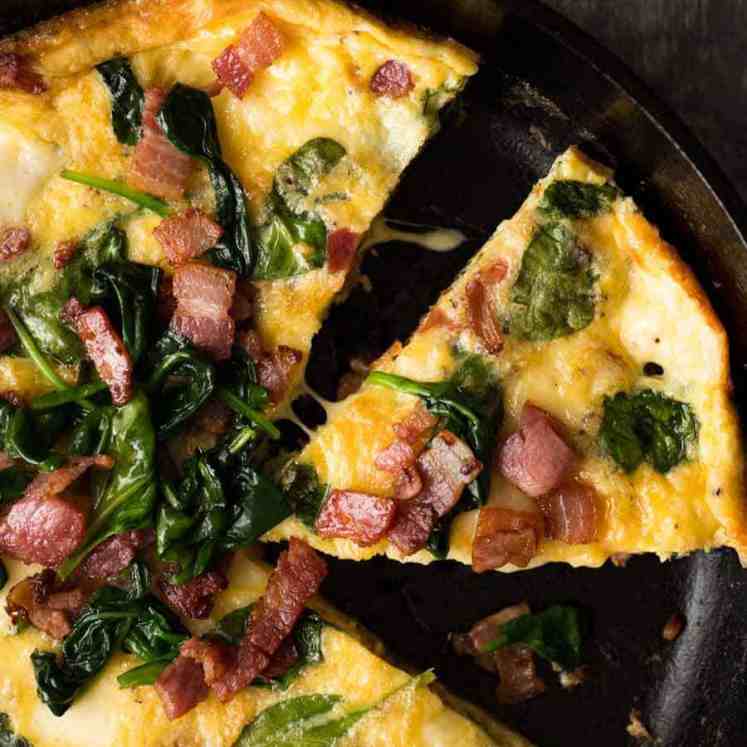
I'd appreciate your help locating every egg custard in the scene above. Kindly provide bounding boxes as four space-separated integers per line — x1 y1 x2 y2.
267 147 747 571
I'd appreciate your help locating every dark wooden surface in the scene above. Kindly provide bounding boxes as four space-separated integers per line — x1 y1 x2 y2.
542 0 747 202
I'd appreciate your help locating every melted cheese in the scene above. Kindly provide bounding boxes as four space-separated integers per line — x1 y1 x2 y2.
268 147 747 568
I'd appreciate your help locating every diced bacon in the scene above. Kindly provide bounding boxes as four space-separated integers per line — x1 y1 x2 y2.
498 404 575 497
23 455 113 504
537 480 599 545
212 539 326 701
73 305 134 406
495 644 546 704
46 587 87 614
130 88 193 201
327 229 360 273
6 571 75 639
0 310 17 353
466 260 508 355
375 439 415 473
211 12 285 98
375 406 437 477
53 240 79 269
159 566 229 620
238 328 264 361
453 603 531 657
230 280 254 323
0 452 14 470
77 529 154 580
472 507 544 573
418 307 460 334
155 655 209 720
154 209 223 265
256 346 303 404
315 490 396 546
260 637 299 680
388 432 482 556
0 53 46 94
171 262 237 361
157 275 177 324
393 406 438 444
194 398 233 437
370 60 414 98
0 227 31 262
60 296 85 326
181 637 237 686
394 464 423 500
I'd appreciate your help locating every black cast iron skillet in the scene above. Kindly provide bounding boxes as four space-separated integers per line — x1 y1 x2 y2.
4 1 747 745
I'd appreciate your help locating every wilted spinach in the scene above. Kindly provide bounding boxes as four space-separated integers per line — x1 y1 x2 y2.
510 222 596 341
254 138 346 280
157 84 253 276
145 330 216 440
599 389 699 474
279 461 328 529
482 605 583 671
0 713 30 747
96 57 144 146
58 392 157 579
0 400 64 472
0 468 32 504
61 171 171 217
538 180 620 220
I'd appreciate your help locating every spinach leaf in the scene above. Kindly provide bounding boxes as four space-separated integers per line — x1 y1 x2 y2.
254 138 346 280
0 400 64 472
482 605 582 671
61 171 170 217
58 392 157 579
96 57 144 146
279 461 328 529
539 180 620 220
32 586 186 715
510 222 596 341
0 713 30 747
600 389 698 474
157 84 253 276
145 331 216 439
0 469 32 504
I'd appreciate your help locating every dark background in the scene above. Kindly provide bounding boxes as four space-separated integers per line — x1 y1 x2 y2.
543 0 747 201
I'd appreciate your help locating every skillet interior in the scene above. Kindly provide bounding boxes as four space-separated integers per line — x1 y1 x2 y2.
3 1 747 745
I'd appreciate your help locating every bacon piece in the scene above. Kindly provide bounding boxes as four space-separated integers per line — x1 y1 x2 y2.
154 209 223 265
370 60 414 98
77 529 153 581
260 637 299 680
194 398 233 437
0 53 46 94
0 452 14 470
181 637 237 686
60 296 85 326
498 404 575 497
0 310 17 354
230 281 254 323
327 229 360 273
0 457 112 567
388 431 482 556
0 227 31 262
375 439 415 473
171 262 237 361
394 464 423 501
453 603 531 658
472 507 544 573
393 406 438 444
256 346 302 404
159 567 228 620
238 328 264 360
495 644 546 704
73 305 134 406
466 260 508 355
6 571 76 639
537 480 599 544
155 655 209 720
315 490 396 546
418 307 460 334
213 539 327 701
156 275 177 324
53 240 79 269
130 87 193 201
212 12 285 98
374 406 438 474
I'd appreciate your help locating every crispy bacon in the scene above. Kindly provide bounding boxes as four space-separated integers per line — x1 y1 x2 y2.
130 88 193 201
418 307 459 334
370 60 414 98
154 209 223 265
159 566 228 620
394 464 423 500
77 529 153 581
375 439 415 473
472 507 544 573
181 637 236 686
260 637 299 680
6 571 79 639
498 404 575 497
212 12 285 98
453 603 531 658
0 53 46 94
466 260 507 355
0 227 31 262
256 346 302 404
171 262 237 361
212 539 327 701
0 452 14 470
393 406 438 444
315 490 396 546
388 431 481 555
73 305 134 406
327 229 360 273
230 280 254 323
53 240 79 269
495 644 546 704
0 310 16 353
374 406 437 473
155 655 209 720
537 480 599 545
0 457 112 567
60 296 85 326
156 275 177 324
